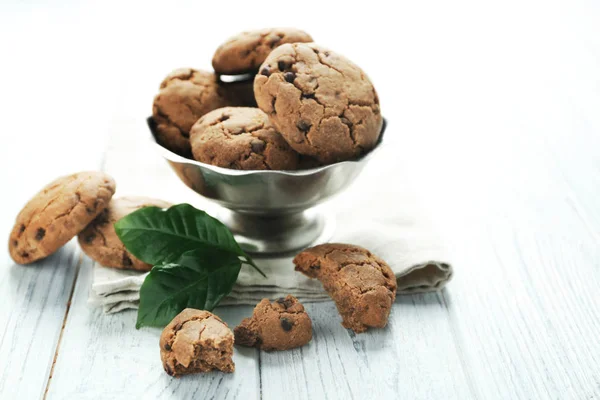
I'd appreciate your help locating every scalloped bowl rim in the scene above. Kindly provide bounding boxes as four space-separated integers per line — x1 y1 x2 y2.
149 117 387 177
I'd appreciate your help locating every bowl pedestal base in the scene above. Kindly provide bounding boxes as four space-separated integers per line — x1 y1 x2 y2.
217 208 335 255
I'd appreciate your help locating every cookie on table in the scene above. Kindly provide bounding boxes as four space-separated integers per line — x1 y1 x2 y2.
254 43 383 164
212 28 313 75
234 295 312 351
293 244 397 333
152 68 241 157
190 107 299 170
78 196 171 271
160 309 235 376
8 171 116 265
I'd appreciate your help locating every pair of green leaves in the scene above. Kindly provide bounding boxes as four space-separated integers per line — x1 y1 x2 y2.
114 204 264 328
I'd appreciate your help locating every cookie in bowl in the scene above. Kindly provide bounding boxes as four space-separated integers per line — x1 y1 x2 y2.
254 43 382 164
212 28 313 75
189 107 299 170
152 68 250 157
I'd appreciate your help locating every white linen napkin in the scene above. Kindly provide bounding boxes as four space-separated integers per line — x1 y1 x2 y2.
89 141 454 313
89 204 453 313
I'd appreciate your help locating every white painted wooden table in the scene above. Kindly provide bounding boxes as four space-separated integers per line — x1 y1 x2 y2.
1 1 599 399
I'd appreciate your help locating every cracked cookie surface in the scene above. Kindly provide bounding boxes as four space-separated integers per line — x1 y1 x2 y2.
294 243 397 333
212 28 313 75
152 68 244 157
254 43 382 164
78 196 171 271
160 309 235 376
9 171 116 264
190 107 299 170
234 295 312 351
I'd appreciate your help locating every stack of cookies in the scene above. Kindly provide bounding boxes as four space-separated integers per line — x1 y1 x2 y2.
152 28 383 169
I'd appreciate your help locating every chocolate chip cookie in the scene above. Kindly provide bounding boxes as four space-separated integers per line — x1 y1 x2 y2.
190 107 299 170
9 171 116 265
78 196 171 271
254 43 382 164
212 28 313 75
152 68 238 156
160 309 235 376
294 244 397 333
234 295 312 351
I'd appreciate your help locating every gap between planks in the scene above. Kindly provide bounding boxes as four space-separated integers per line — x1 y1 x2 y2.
42 252 83 400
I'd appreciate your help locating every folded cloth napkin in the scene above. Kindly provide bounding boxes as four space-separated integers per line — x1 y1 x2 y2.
89 205 453 313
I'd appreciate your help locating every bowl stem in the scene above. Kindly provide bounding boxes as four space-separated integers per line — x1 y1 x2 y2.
217 208 335 256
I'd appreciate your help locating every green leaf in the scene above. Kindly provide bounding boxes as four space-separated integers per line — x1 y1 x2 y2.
136 248 242 328
114 203 264 276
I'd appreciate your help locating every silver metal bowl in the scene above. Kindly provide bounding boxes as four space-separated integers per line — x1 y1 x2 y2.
148 117 387 255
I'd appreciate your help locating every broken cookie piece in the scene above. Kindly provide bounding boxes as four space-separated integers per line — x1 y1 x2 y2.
293 244 397 333
160 309 235 376
234 295 312 351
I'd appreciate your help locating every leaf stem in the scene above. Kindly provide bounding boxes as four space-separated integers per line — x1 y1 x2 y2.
242 256 266 278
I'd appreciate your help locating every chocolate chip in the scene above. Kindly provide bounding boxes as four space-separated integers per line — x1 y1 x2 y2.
12 240 17 246
164 365 174 376
269 36 282 48
163 343 171 351
122 253 133 266
297 120 312 132
280 317 293 332
251 140 265 153
284 72 295 83
19 224 25 233
35 228 45 241
277 60 289 71
86 200 99 214
310 264 320 270
97 211 110 225
260 66 271 76
276 297 292 309
21 252 29 258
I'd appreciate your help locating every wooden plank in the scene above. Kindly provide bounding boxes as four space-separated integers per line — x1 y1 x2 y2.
429 218 600 400
260 297 473 400
0 244 79 399
45 256 259 400
0 7 117 397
